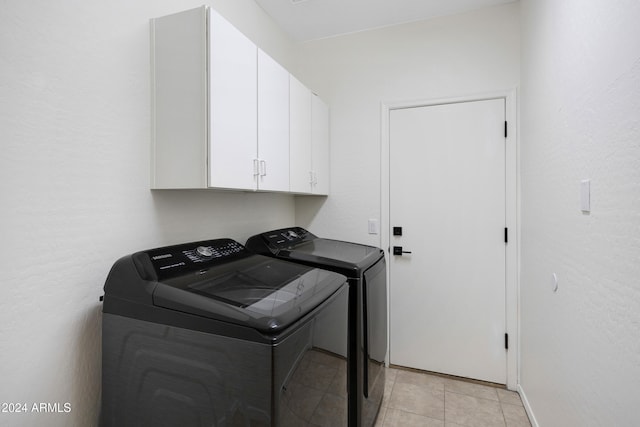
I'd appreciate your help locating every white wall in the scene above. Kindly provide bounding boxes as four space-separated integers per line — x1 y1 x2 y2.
293 3 520 245
519 0 640 425
0 1 294 426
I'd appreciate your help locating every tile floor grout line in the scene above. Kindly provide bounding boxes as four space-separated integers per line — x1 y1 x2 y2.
501 396 509 427
381 372 397 426
444 388 500 402
443 384 447 425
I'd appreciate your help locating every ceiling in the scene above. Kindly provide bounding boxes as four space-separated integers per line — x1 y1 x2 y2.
254 0 518 43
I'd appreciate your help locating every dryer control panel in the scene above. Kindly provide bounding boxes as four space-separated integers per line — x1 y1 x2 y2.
256 227 316 250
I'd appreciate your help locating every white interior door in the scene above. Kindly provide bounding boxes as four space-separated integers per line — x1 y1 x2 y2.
389 99 507 384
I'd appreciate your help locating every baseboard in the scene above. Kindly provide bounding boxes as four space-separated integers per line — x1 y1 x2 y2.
517 384 539 427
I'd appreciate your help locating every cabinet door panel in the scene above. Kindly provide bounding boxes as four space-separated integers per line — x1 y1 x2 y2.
257 50 289 192
151 7 208 189
311 95 329 195
289 76 312 194
209 9 257 190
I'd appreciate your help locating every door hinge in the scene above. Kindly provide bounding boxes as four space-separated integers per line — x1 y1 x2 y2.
504 121 508 138
504 227 508 243
505 333 509 350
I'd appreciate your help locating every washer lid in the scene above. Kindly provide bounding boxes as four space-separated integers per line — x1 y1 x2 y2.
153 256 346 334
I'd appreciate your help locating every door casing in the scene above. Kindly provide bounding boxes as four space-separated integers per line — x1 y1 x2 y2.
380 89 519 390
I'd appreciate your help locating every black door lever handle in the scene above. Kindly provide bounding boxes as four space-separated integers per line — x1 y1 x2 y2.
393 246 412 256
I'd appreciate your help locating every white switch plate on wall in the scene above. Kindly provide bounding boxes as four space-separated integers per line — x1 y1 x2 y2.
581 179 590 212
368 219 379 234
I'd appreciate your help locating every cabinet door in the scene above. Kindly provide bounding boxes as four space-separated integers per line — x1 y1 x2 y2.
208 9 257 190
257 50 289 192
289 76 312 194
311 95 329 195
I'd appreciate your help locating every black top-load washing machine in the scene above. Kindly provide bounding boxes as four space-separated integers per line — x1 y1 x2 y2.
246 227 387 427
101 238 350 427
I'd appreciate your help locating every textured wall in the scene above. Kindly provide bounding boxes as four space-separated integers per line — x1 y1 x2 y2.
293 3 520 245
519 0 640 425
0 1 294 426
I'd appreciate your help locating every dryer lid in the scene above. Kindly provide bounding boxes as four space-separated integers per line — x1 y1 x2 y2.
289 239 382 265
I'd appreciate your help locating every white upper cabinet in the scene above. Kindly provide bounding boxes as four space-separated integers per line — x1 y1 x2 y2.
151 6 257 190
151 6 325 194
257 49 290 192
289 75 312 194
290 77 330 195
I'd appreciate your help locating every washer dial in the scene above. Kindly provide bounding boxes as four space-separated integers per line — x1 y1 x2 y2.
196 246 214 258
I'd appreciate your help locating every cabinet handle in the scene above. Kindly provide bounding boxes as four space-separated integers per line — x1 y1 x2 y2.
309 171 313 185
260 160 267 177
253 159 259 176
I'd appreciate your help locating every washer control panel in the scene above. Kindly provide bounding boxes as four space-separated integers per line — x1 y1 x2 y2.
182 241 245 263
142 239 248 280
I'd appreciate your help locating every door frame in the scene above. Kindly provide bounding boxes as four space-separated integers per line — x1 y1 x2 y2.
380 89 519 390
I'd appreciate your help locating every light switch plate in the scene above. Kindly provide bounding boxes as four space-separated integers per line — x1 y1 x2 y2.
581 179 590 212
368 219 379 235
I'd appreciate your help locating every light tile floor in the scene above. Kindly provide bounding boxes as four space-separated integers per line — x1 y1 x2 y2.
375 368 532 427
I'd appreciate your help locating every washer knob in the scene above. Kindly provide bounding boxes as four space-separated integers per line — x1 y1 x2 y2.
196 246 213 257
